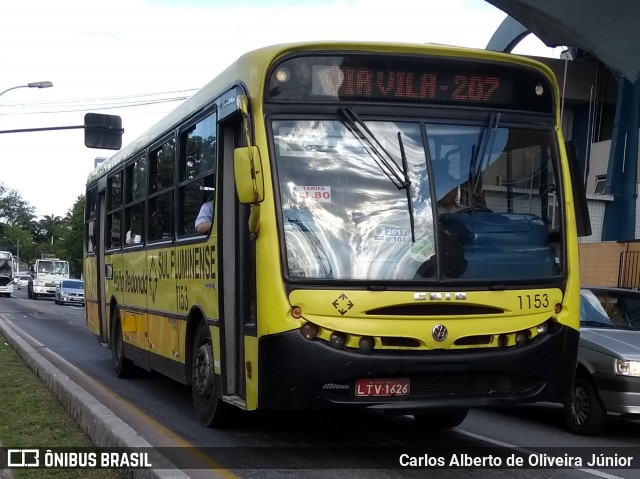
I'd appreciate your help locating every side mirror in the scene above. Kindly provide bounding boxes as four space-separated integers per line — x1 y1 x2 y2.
234 146 264 204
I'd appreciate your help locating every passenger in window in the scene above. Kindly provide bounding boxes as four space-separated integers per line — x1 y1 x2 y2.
126 216 142 244
195 195 214 234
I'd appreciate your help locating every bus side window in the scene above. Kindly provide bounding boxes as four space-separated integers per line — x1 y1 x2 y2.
177 111 217 237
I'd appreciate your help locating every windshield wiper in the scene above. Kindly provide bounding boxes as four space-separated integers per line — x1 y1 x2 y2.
469 112 501 207
339 107 415 242
397 131 415 243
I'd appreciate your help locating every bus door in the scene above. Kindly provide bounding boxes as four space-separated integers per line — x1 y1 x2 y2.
218 93 256 402
96 181 109 343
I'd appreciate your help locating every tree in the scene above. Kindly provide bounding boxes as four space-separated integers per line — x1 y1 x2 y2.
39 214 64 246
0 183 36 228
1 225 37 268
60 196 85 278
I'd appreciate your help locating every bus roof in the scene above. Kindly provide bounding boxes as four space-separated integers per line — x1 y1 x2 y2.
86 41 557 185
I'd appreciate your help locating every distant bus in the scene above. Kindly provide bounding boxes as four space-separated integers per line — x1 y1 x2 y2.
0 251 14 298
85 42 589 428
28 258 70 300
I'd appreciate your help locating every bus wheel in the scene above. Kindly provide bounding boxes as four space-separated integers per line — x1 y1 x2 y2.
33 293 38 300
413 408 469 429
191 320 230 427
111 308 133 378
563 374 606 435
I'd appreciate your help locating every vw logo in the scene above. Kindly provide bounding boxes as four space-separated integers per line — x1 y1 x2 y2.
432 324 448 342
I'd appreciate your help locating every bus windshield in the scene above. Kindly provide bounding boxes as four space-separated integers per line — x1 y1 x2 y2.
0 253 12 278
274 119 562 283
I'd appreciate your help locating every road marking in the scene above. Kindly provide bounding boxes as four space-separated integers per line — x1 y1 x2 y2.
455 428 626 479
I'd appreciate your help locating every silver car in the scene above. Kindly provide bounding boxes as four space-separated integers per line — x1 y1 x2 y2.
564 287 640 435
54 279 85 306
16 275 31 290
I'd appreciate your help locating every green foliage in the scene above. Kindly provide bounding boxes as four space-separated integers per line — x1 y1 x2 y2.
0 182 84 272
60 196 85 278
0 183 36 228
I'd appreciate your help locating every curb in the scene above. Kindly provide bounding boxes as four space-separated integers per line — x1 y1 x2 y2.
0 318 189 479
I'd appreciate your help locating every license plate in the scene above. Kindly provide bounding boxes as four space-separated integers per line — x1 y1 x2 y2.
354 378 410 397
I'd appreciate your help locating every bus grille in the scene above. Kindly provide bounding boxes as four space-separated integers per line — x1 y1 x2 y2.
409 374 540 397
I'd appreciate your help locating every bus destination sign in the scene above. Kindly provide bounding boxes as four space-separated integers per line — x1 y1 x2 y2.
267 54 553 113
313 66 510 104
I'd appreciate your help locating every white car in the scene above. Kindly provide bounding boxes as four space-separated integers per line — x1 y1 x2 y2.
16 275 32 290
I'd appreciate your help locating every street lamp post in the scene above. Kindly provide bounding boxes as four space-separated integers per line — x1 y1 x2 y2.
0 81 53 98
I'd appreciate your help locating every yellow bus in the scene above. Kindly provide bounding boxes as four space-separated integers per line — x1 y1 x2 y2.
85 42 589 428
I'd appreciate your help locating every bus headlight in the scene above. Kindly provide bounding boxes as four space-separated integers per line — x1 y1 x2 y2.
615 359 640 377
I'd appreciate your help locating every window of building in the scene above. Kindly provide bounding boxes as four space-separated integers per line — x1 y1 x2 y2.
594 175 607 195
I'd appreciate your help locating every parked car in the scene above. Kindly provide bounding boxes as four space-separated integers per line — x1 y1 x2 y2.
16 275 31 290
563 287 640 435
54 279 85 306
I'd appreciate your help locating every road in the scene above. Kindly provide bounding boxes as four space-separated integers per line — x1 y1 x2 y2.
1 287 639 479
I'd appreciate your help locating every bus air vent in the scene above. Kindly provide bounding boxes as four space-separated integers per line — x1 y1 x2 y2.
365 304 504 316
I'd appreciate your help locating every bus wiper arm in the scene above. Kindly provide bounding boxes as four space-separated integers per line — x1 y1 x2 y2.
471 112 501 197
397 131 415 243
339 107 408 190
339 107 415 243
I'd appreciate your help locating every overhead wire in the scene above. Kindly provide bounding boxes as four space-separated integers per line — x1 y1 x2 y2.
0 88 198 115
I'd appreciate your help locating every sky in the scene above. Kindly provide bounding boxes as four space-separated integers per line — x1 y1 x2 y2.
0 0 563 219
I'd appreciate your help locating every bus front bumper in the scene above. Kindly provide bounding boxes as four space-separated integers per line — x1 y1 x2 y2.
257 323 579 413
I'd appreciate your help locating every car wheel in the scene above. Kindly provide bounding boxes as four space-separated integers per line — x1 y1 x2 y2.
191 320 233 427
111 308 134 378
414 408 469 429
563 374 606 436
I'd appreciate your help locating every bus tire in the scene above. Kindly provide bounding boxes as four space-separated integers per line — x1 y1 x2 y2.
413 408 469 429
33 293 38 300
191 320 231 427
563 374 606 436
111 308 134 378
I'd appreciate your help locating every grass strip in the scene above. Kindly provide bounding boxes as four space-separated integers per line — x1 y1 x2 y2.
0 333 120 479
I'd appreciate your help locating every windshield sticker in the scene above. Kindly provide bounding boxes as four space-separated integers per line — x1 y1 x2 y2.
410 237 434 262
294 185 332 203
373 226 408 244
